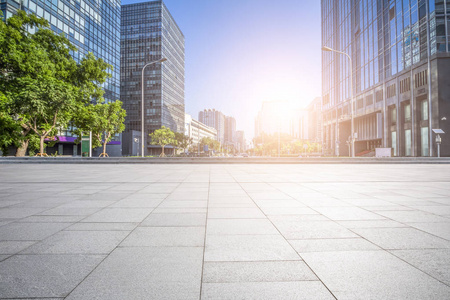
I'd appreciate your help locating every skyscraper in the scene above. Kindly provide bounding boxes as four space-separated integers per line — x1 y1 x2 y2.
235 130 246 153
198 109 225 144
322 0 450 157
224 116 236 146
254 101 292 138
2 0 121 156
307 97 323 143
121 0 185 156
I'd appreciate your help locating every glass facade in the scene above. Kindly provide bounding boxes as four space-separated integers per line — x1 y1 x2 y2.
1 0 120 103
2 0 121 155
121 0 185 156
322 0 450 157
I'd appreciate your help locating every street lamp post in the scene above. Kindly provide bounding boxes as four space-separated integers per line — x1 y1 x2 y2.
322 46 355 158
141 57 167 158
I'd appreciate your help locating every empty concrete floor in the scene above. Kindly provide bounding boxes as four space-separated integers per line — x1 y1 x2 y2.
0 163 450 299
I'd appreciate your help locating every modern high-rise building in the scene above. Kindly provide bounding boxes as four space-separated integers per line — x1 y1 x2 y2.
307 97 323 143
255 101 292 138
199 109 225 144
322 0 450 157
290 98 322 143
235 130 246 153
121 0 185 156
290 108 308 140
224 116 236 146
1 0 121 156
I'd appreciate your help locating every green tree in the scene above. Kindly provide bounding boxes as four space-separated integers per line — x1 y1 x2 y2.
149 126 175 157
0 11 112 156
73 101 126 157
200 137 220 153
0 92 23 155
174 132 192 155
1 11 49 155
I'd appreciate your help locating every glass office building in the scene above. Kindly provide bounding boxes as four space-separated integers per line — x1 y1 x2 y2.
1 0 121 156
121 0 185 156
322 0 450 157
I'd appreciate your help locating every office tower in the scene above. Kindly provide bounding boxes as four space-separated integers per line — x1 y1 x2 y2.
307 97 323 143
236 130 246 152
322 0 450 156
254 101 292 138
224 116 236 146
290 108 308 140
121 0 185 156
198 109 225 144
1 0 121 156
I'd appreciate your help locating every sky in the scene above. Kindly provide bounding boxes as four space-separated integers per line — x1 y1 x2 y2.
122 0 322 140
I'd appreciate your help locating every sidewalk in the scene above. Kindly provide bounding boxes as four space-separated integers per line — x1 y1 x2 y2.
0 164 449 299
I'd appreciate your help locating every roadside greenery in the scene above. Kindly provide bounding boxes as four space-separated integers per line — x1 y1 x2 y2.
199 137 220 152
174 132 192 154
149 126 176 157
73 101 126 157
0 11 125 157
252 133 322 156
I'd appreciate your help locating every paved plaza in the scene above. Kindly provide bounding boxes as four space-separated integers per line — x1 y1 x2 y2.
0 163 450 299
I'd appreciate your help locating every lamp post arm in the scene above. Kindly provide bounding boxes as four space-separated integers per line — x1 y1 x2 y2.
324 47 355 157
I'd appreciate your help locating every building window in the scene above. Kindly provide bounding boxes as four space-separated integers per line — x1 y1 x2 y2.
400 78 411 94
376 89 383 102
404 103 411 123
391 131 397 156
421 127 429 156
421 100 428 121
414 70 428 88
387 84 396 98
405 129 412 156
390 106 397 125
357 98 364 109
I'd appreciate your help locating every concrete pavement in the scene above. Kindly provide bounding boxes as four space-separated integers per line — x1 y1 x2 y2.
0 163 449 299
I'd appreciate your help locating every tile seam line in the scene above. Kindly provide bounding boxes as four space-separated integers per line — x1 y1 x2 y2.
13 181 153 256
198 165 211 300
3 180 450 184
63 180 185 299
291 182 450 243
299 182 450 289
232 174 338 300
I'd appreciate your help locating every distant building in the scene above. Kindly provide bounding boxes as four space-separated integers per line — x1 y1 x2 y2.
255 101 292 137
224 116 236 146
306 97 322 143
198 109 225 144
291 98 322 143
290 109 308 140
185 114 217 151
121 0 185 156
236 130 246 152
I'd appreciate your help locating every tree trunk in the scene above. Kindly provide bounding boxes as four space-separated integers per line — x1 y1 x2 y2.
103 141 107 156
15 139 29 157
161 145 165 157
39 136 45 156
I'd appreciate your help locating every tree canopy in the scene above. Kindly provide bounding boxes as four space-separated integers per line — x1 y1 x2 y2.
252 133 321 156
0 11 116 156
174 132 192 154
149 126 176 157
73 100 126 157
200 137 220 152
